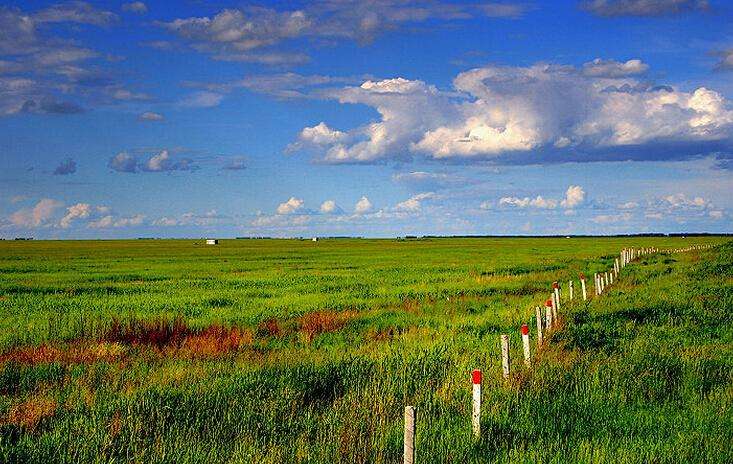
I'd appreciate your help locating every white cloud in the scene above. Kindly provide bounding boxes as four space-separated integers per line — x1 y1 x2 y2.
582 58 649 77
9 198 63 228
320 200 341 214
618 201 639 209
560 185 585 208
60 203 91 228
289 63 733 164
277 197 305 215
393 192 434 211
354 196 372 214
709 210 723 219
499 195 557 209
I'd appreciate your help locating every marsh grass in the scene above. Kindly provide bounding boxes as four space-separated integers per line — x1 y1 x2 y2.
0 237 730 463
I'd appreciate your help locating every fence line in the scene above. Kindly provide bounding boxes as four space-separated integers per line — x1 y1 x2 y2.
404 243 713 458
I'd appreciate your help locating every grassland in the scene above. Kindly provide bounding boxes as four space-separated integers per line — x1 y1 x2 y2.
0 237 731 463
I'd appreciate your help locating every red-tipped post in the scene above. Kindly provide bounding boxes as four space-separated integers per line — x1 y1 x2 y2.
472 369 481 437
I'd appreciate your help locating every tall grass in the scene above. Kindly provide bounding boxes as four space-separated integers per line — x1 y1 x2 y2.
0 238 730 463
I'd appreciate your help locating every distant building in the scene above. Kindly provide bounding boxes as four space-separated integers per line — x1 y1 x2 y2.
312 237 318 242
206 239 219 245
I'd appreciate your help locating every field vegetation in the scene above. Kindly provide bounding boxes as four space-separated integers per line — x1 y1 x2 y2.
0 237 730 463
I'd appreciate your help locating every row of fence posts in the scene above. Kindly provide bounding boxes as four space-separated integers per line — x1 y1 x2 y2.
402 244 711 463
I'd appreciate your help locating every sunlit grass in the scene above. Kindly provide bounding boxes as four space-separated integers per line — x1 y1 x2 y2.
0 237 730 463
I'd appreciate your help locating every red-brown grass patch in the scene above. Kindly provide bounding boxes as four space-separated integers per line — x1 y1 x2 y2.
298 310 357 342
5 396 57 431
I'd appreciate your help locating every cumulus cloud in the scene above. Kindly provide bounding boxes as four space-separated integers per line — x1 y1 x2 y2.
581 0 708 17
9 198 63 227
161 2 525 64
108 150 197 173
393 192 435 211
288 63 733 164
354 196 372 214
320 200 342 214
122 2 147 14
560 185 585 208
500 195 557 209
582 58 649 77
498 185 585 210
139 111 163 121
60 202 91 228
277 197 305 214
53 157 77 175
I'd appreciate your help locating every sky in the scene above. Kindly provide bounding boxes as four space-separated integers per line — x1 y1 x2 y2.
0 0 732 239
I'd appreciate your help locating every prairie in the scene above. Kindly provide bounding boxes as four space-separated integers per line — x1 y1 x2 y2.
0 237 730 463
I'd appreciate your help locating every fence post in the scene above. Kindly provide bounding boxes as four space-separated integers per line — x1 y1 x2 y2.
472 370 481 438
535 306 543 345
569 280 574 300
501 335 510 380
545 299 553 329
404 406 415 464
521 324 531 367
553 282 561 311
580 274 587 301
551 292 558 319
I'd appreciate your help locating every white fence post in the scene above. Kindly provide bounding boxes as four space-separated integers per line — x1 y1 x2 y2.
545 299 553 328
472 370 481 438
535 306 543 345
521 324 531 367
580 274 587 301
553 282 561 311
501 334 510 380
404 406 415 464
569 280 574 300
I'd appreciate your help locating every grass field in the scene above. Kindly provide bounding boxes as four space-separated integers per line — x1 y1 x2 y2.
0 237 731 463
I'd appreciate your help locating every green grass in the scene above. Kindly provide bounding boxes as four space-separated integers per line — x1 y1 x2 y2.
0 237 730 463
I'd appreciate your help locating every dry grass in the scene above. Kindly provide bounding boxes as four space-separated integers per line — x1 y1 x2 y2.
5 396 57 431
298 310 357 342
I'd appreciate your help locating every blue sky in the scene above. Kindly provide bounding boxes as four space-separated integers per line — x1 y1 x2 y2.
1 0 732 238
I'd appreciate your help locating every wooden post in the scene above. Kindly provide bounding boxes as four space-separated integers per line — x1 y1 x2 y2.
551 292 558 319
404 406 415 464
609 272 613 285
535 306 543 345
553 282 561 311
501 335 510 380
521 324 531 367
594 273 599 295
472 370 481 438
545 299 553 329
569 280 574 300
580 274 587 301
